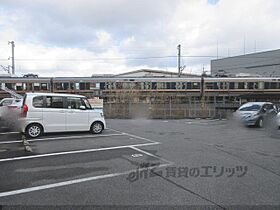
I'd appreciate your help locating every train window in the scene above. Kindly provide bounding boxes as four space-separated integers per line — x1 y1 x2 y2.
75 83 80 90
214 83 219 89
100 82 105 90
166 82 171 89
140 82 145 89
41 83 48 91
90 83 96 90
271 82 277 89
219 82 228 89
264 82 270 89
157 82 165 89
170 82 176 89
182 82 186 89
134 82 141 89
105 82 110 89
205 83 214 89
247 82 258 89
176 82 183 90
70 82 74 90
16 83 23 91
34 83 40 91
152 82 157 90
248 82 254 89
61 83 69 90
5 83 13 89
86 82 90 90
143 82 150 89
55 83 63 90
80 82 85 90
186 82 192 89
229 82 235 89
126 82 132 89
238 82 245 89
192 82 200 89
116 82 122 89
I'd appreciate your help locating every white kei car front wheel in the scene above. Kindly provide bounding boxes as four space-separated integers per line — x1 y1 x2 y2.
90 122 103 134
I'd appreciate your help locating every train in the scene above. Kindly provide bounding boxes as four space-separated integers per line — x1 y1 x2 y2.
1 76 280 94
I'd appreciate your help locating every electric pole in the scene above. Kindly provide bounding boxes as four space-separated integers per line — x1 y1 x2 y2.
177 44 181 77
8 41 15 75
177 44 185 77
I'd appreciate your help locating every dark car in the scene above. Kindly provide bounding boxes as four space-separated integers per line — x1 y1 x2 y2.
234 102 278 127
23 74 38 78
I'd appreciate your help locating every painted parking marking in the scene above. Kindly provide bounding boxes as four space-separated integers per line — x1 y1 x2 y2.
0 142 160 162
0 161 171 198
108 128 159 144
0 131 19 135
130 146 174 165
0 128 161 161
0 133 124 145
0 128 172 198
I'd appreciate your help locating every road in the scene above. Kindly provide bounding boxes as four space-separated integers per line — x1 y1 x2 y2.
0 119 279 209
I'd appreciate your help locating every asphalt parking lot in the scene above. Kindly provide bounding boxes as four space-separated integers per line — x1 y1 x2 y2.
0 119 280 209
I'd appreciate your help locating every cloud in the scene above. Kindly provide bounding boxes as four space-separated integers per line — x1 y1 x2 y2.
0 0 280 76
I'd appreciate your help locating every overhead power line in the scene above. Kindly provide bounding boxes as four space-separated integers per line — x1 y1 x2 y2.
0 55 279 62
0 55 230 62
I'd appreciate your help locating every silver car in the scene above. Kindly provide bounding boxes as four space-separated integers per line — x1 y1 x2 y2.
277 112 280 128
235 102 278 128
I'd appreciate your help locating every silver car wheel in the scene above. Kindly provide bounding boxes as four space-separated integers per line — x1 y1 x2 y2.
92 122 103 134
28 125 41 138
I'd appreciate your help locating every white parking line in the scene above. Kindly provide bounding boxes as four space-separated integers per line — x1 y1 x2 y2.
0 162 171 198
108 128 159 144
0 131 19 135
0 133 124 145
130 146 174 165
0 142 160 162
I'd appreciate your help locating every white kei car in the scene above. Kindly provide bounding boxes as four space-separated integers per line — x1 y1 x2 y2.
19 93 106 138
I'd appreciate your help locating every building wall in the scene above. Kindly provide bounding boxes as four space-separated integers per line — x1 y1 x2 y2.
211 49 280 77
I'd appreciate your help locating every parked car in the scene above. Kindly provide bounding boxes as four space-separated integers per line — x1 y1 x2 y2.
0 98 22 119
19 93 106 138
276 112 280 128
234 102 278 127
23 73 38 78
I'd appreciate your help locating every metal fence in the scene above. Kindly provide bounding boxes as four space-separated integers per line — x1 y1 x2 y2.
103 102 235 119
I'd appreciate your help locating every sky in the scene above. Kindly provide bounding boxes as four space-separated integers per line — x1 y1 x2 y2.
0 0 280 77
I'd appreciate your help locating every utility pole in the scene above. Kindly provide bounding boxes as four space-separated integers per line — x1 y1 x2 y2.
243 36 246 55
8 41 15 75
177 44 181 77
177 44 185 77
